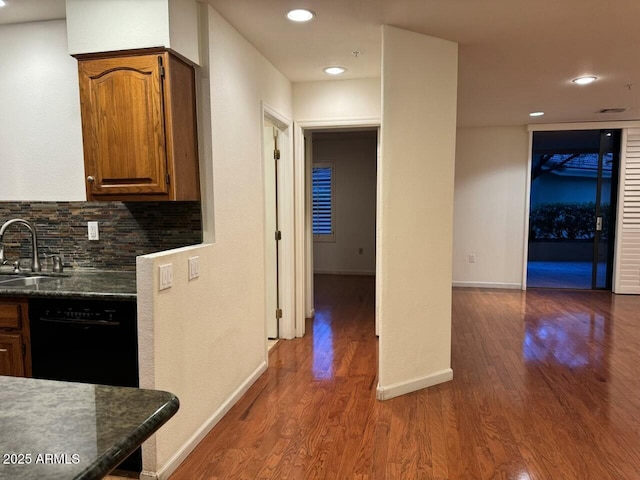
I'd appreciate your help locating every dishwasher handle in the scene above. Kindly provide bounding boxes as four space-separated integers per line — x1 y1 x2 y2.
38 317 122 327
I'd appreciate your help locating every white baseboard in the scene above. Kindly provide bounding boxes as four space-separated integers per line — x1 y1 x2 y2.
313 270 375 276
376 368 453 401
452 281 521 290
145 361 268 480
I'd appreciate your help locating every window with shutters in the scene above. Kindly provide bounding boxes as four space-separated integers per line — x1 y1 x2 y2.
312 163 335 242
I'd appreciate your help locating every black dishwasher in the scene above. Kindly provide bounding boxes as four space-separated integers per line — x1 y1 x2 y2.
30 298 138 387
29 297 141 473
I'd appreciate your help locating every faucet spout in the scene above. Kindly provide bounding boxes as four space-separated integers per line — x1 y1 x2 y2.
0 219 41 272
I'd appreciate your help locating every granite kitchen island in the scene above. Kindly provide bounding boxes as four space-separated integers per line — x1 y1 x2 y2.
0 376 179 480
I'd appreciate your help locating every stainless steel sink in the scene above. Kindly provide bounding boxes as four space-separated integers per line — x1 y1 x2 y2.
0 276 58 287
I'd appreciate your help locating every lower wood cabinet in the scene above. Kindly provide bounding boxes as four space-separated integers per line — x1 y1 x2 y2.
0 333 24 377
0 299 31 377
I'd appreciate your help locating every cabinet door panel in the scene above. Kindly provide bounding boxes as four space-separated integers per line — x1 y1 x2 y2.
79 54 169 197
0 304 21 329
0 333 24 377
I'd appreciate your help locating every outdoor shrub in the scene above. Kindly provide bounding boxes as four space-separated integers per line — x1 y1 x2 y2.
529 202 609 240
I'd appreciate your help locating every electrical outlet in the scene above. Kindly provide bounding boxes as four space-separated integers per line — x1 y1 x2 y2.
88 221 99 241
159 263 173 290
469 254 476 264
188 256 200 280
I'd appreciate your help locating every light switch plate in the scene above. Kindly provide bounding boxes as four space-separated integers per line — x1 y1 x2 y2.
159 263 173 290
188 256 200 280
88 221 99 241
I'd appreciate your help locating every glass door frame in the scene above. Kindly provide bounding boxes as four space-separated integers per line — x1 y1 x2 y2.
524 128 621 290
593 130 621 290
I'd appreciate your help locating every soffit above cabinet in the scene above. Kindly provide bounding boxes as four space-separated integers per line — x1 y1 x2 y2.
65 0 201 67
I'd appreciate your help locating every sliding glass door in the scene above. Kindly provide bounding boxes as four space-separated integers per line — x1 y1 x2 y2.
593 130 620 288
527 130 620 289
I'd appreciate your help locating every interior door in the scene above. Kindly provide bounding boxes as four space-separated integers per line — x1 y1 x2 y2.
264 121 280 338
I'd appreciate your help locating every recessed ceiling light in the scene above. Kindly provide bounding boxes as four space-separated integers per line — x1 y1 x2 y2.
286 9 315 22
529 111 545 117
0 1 6 7
572 76 598 85
324 66 346 75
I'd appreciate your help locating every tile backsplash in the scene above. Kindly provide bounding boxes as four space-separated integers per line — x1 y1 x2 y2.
0 202 202 271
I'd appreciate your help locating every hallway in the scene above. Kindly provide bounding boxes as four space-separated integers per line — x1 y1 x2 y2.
171 276 640 479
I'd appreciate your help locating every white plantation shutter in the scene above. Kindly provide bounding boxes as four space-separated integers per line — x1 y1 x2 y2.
312 163 335 241
614 128 640 293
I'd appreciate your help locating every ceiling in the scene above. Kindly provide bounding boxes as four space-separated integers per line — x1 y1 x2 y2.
4 0 640 127
0 0 64 25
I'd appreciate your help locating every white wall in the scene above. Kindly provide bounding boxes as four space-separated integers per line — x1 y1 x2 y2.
293 78 381 122
313 131 377 275
137 5 292 478
377 26 458 400
453 126 529 288
0 20 85 201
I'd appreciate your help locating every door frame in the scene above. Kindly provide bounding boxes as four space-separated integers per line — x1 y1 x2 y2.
263 118 280 339
294 117 381 338
522 121 639 291
262 103 294 339
593 130 621 289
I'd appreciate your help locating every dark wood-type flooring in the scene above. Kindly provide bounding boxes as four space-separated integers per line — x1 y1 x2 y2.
170 275 640 479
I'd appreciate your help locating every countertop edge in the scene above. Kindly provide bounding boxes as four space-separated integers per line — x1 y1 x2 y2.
75 395 180 480
0 270 137 300
0 289 137 301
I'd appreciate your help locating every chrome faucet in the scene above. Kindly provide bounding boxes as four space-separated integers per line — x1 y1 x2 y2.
0 219 41 272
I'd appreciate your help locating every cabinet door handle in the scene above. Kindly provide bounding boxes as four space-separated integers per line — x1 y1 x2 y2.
87 176 95 183
0 348 7 353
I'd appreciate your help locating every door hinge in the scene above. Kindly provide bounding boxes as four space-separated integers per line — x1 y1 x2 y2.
275 230 282 241
274 149 281 160
165 173 170 185
158 56 166 77
276 309 283 319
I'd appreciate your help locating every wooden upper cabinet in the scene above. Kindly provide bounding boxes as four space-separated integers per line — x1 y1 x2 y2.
77 50 200 201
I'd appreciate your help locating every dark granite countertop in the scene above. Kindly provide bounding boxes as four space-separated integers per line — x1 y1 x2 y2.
0 270 136 300
0 376 179 480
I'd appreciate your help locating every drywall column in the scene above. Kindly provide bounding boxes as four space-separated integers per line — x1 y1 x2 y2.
377 26 458 400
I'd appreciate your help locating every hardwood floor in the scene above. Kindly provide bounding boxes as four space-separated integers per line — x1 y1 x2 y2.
170 275 640 479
